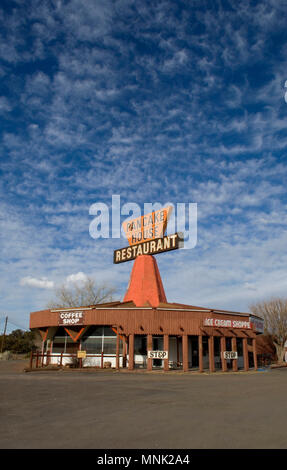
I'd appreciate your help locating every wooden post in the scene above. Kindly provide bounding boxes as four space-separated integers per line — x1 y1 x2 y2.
243 338 249 371
147 334 153 371
78 342 82 368
232 337 238 372
198 335 203 372
29 351 33 369
128 334 134 370
253 338 258 370
122 336 127 368
116 328 120 370
41 347 45 367
220 336 227 372
50 339 53 356
163 334 169 371
101 351 104 369
208 336 215 372
182 335 189 372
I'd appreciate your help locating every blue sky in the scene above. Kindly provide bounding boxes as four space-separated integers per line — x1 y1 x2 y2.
1 0 287 332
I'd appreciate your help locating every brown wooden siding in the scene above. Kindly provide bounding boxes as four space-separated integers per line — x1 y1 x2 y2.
30 307 255 337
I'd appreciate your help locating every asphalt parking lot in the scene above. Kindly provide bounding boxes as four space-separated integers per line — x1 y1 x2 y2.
0 361 287 449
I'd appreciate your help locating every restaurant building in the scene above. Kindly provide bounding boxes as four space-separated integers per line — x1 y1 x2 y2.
30 254 263 372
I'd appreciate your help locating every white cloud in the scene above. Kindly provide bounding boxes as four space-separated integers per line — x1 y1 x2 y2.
65 271 88 285
20 276 54 289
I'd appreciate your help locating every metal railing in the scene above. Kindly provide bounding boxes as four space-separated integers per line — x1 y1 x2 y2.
29 351 122 369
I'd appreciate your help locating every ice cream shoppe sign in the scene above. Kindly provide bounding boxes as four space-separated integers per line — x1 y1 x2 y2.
203 318 252 329
114 205 184 263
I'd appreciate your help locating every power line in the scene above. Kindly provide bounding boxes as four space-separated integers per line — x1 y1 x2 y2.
7 320 29 331
0 317 29 332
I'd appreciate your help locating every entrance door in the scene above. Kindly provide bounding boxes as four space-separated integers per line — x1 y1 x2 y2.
152 336 164 368
168 336 182 369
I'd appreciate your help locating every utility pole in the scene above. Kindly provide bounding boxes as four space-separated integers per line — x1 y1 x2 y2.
0 316 8 354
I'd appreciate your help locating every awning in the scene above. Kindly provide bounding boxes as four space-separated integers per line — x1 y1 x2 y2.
200 326 256 338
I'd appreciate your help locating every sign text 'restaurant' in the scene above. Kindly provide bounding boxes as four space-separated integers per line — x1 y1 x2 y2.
114 233 183 264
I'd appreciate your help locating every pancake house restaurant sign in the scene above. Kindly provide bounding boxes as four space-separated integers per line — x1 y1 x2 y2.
114 206 184 264
204 318 251 329
58 311 85 326
122 206 173 245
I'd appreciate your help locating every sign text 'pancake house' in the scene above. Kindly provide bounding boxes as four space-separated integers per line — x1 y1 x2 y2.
122 206 173 246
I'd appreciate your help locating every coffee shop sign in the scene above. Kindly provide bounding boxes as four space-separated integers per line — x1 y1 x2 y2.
58 311 85 326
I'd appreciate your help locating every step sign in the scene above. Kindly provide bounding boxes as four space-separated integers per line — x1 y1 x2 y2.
148 350 168 359
223 351 238 360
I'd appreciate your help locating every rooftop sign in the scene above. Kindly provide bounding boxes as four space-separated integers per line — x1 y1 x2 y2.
114 205 184 263
122 206 173 246
114 233 183 264
249 315 264 333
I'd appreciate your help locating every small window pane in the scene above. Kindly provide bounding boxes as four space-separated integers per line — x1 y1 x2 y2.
134 336 147 355
202 337 208 356
103 338 117 354
82 338 102 353
66 343 78 354
214 337 220 356
226 338 232 350
53 342 65 353
236 338 243 356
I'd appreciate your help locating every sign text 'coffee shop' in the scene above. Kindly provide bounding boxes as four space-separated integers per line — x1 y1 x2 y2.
58 311 85 326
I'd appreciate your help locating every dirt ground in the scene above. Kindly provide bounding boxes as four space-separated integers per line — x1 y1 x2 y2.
0 360 287 449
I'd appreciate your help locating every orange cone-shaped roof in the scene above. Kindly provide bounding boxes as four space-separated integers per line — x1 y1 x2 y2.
123 255 167 307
